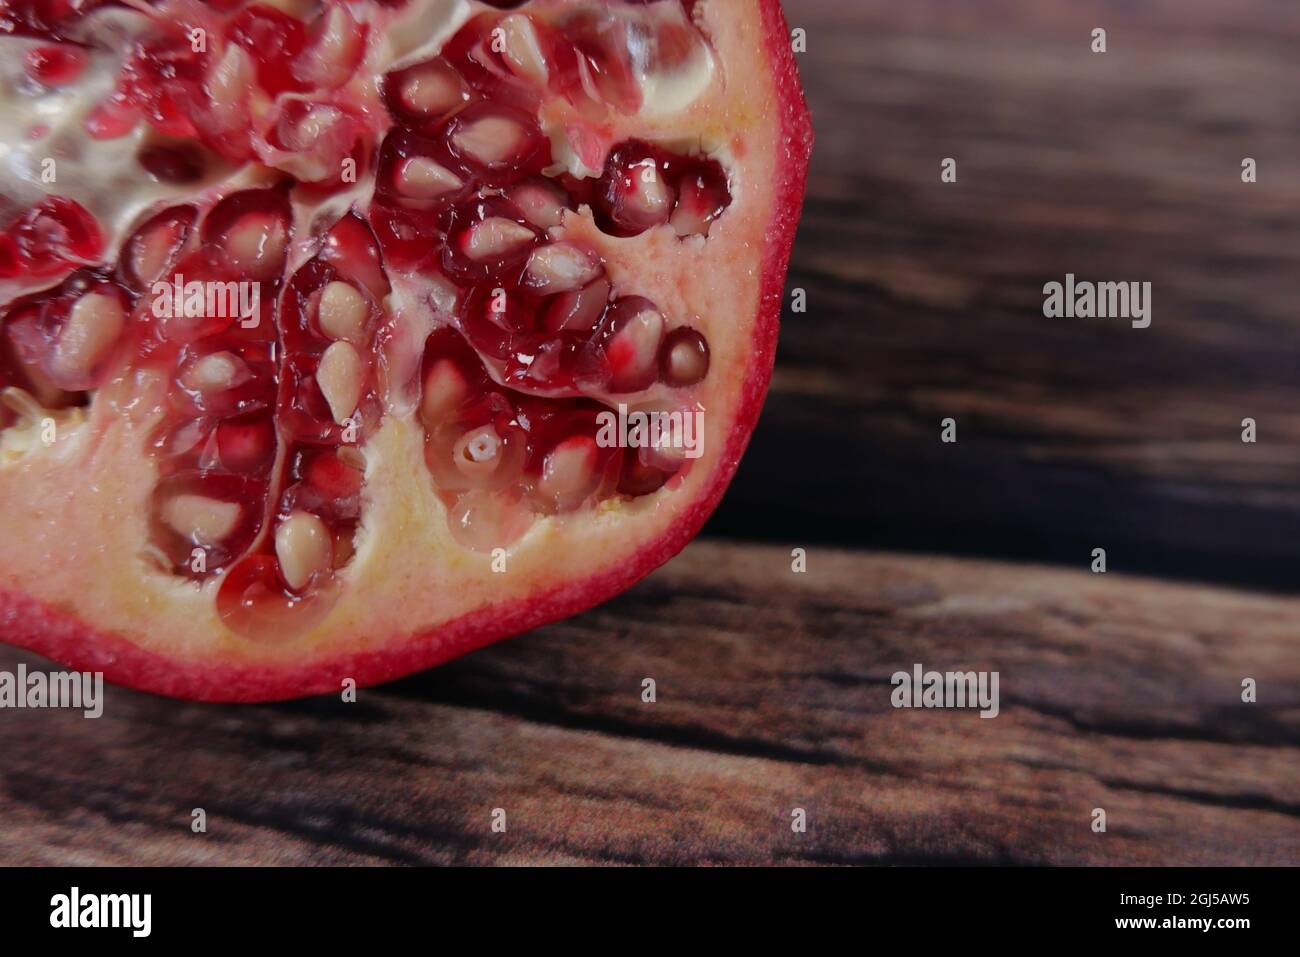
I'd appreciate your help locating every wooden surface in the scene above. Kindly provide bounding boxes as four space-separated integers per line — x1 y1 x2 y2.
711 0 1300 591
3 0 1300 865
2 541 1297 866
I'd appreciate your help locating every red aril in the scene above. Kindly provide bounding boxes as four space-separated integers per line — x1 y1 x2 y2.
383 57 470 127
0 0 812 701
225 3 309 97
0 197 103 278
292 4 369 91
23 44 87 87
120 205 198 289
201 188 292 281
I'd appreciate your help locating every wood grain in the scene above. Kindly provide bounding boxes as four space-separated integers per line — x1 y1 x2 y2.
1 541 1295 865
709 0 1300 591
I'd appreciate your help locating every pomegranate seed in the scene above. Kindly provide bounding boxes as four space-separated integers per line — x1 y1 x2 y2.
460 216 535 263
276 102 345 152
316 281 369 342
179 343 275 417
119 28 207 139
552 15 642 115
521 243 601 296
181 351 248 393
506 178 571 230
305 448 364 499
268 101 360 182
152 251 244 343
420 357 469 424
618 450 670 497
671 165 731 237
316 340 363 424
122 206 196 288
205 191 292 281
217 553 335 638
11 197 102 274
292 4 367 90
376 128 461 210
151 472 267 578
496 14 549 85
636 410 691 473
660 327 710 386
47 291 126 389
600 147 675 234
389 57 467 120
162 419 209 460
321 213 390 300
204 43 253 135
542 275 610 335
213 415 277 472
24 44 86 87
394 156 462 200
227 4 308 96
446 488 532 552
224 213 287 278
275 510 331 591
461 285 534 360
598 297 664 393
161 494 242 545
450 110 534 169
535 434 601 512
368 204 431 269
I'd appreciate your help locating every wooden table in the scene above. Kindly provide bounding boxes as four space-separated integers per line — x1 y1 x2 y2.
2 0 1298 865
2 542 1296 865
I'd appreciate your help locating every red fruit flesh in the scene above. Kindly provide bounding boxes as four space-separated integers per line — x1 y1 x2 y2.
0 0 812 701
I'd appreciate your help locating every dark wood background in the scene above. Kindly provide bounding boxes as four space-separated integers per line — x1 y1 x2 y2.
713 0 1300 592
2 0 1298 865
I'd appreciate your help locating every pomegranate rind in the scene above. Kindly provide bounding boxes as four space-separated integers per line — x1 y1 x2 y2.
0 0 813 701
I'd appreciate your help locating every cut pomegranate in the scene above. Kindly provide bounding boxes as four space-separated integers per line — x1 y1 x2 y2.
0 0 812 701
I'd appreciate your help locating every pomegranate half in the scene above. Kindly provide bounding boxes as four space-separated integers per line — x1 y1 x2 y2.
0 0 812 700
